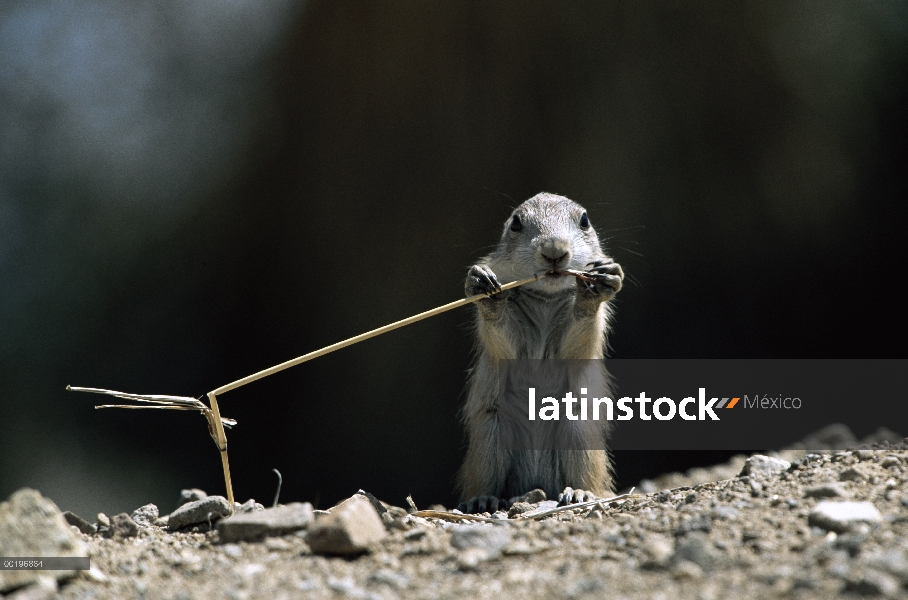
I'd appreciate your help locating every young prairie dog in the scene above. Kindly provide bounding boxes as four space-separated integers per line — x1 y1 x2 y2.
457 192 624 513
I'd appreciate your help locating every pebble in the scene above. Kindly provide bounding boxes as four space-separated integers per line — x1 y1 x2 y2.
518 500 559 518
840 465 871 482
168 496 232 530
673 515 711 536
834 533 866 557
510 488 547 504
103 513 139 539
305 494 386 555
355 490 389 518
62 511 97 535
0 488 87 594
130 503 159 527
671 559 704 580
450 524 512 558
804 483 849 498
808 501 882 533
217 502 313 543
711 506 738 520
749 480 763 496
845 570 901 597
233 499 264 515
178 489 208 507
456 547 489 570
642 538 673 568
370 568 410 589
740 455 791 478
508 502 532 518
881 456 903 468
672 533 721 572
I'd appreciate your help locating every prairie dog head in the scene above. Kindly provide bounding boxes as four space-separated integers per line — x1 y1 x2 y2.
488 192 606 294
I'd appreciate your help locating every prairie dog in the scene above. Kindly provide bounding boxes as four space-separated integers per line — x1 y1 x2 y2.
457 192 624 513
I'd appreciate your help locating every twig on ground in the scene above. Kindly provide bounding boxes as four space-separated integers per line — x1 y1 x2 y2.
518 489 637 520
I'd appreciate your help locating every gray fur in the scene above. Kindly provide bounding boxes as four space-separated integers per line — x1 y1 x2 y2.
458 192 624 509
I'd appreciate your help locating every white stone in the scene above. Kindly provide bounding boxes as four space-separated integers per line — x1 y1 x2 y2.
808 501 882 532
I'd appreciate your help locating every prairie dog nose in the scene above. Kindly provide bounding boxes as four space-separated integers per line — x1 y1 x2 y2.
539 238 571 268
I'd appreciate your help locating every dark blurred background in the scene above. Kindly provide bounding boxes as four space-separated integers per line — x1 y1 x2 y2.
1 0 906 518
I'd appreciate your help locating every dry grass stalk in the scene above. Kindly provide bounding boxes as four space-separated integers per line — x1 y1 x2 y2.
517 489 637 520
69 269 599 505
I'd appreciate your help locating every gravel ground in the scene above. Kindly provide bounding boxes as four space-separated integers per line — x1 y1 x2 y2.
4 439 908 600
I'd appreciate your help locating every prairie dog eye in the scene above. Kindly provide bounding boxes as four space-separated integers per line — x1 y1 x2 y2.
510 215 523 232
579 212 590 229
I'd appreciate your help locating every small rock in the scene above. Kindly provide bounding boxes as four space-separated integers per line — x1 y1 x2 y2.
217 503 313 543
456 546 488 570
355 490 388 518
846 570 900 597
805 483 849 499
750 480 763 496
840 465 871 482
742 531 759 542
508 502 532 518
178 489 208 507
834 533 866 557
509 488 547 504
882 456 902 468
809 501 882 533
370 568 410 589
103 513 139 539
740 455 791 478
518 500 559 518
856 449 876 461
62 511 97 535
673 515 712 536
130 504 159 527
684 492 698 504
671 559 704 580
233 499 264 515
264 537 292 551
168 496 232 531
306 494 386 555
642 538 673 568
711 506 738 520
96 513 110 530
450 524 511 558
403 528 427 540
672 533 721 572
0 489 88 594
